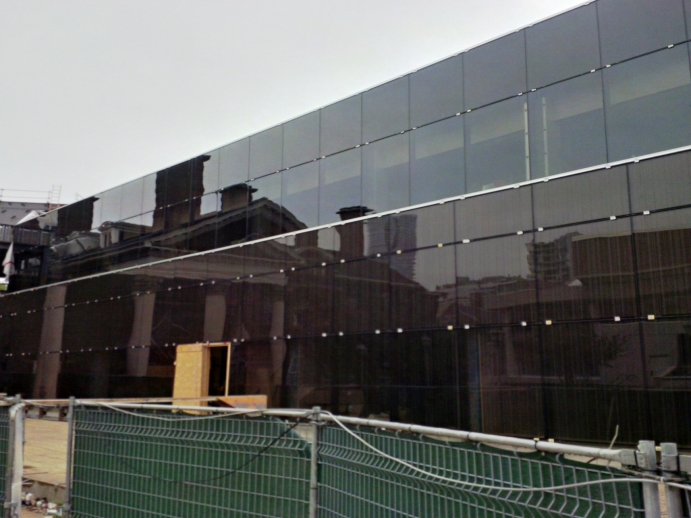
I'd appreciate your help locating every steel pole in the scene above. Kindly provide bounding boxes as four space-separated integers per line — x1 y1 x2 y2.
62 397 76 518
308 407 321 518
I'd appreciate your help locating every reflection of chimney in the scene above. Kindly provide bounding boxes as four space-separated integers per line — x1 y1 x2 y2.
152 156 208 231
335 206 372 259
220 184 256 213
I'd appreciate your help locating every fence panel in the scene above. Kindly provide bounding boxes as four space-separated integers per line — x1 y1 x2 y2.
70 407 311 518
318 424 645 518
0 405 9 503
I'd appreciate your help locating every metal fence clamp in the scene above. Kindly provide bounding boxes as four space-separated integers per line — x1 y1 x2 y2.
660 443 684 518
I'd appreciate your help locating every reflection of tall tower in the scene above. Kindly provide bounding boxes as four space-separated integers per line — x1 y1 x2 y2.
367 214 417 279
527 232 578 283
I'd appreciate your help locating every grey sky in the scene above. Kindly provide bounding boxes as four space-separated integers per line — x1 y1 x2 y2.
0 0 584 205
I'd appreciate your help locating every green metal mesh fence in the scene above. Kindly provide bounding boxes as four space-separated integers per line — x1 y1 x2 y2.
71 407 311 518
318 425 645 518
0 405 9 503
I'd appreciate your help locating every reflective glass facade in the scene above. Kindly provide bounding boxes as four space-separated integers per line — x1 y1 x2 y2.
3 0 691 446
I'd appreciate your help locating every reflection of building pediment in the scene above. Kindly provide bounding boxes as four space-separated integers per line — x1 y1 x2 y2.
99 220 150 248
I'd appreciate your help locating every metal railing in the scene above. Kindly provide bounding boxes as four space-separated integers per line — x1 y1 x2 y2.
4 398 691 517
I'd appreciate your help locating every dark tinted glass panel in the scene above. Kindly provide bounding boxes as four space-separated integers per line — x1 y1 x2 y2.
362 77 409 143
541 322 645 443
318 148 361 225
455 235 536 325
334 256 390 333
215 185 249 248
390 246 457 330
455 186 532 240
89 194 104 230
189 156 206 200
474 327 544 437
535 219 636 321
633 208 691 317
219 138 249 188
240 277 282 340
142 172 158 213
320 95 362 156
604 46 691 161
402 203 454 249
250 126 283 178
629 151 691 212
410 116 464 205
529 72 606 178
597 0 686 65
164 160 193 206
99 186 123 224
410 55 463 127
282 162 319 230
243 237 287 278
283 227 338 271
362 134 410 213
466 97 528 193
210 247 245 281
120 178 144 221
464 31 527 109
532 166 629 228
198 192 219 217
285 265 334 337
201 149 220 194
526 4 600 89
283 111 320 168
643 320 691 445
247 173 282 240
53 198 93 239
331 218 370 261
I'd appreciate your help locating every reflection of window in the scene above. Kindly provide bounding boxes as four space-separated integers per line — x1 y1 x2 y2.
466 97 529 193
670 326 691 376
608 53 690 105
604 46 691 160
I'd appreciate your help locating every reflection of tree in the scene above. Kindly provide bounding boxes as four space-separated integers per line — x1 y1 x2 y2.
542 326 628 384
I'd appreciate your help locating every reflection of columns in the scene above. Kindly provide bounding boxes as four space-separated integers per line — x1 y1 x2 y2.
126 293 156 377
270 300 286 389
33 285 67 399
203 288 227 343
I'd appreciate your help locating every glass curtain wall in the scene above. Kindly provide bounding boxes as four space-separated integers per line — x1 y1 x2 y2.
14 0 691 286
3 148 691 446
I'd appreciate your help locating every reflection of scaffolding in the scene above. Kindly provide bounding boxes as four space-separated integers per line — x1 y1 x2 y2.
48 185 62 211
0 187 50 203
0 185 61 210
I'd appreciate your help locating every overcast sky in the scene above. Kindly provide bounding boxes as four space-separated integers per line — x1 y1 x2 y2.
0 0 585 205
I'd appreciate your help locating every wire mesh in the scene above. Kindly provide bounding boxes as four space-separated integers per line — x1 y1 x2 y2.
70 407 311 518
318 425 646 518
0 406 9 503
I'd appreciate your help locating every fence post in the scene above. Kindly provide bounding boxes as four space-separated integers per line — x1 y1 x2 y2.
308 406 321 518
62 397 76 518
660 443 683 518
4 396 23 518
637 440 661 518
